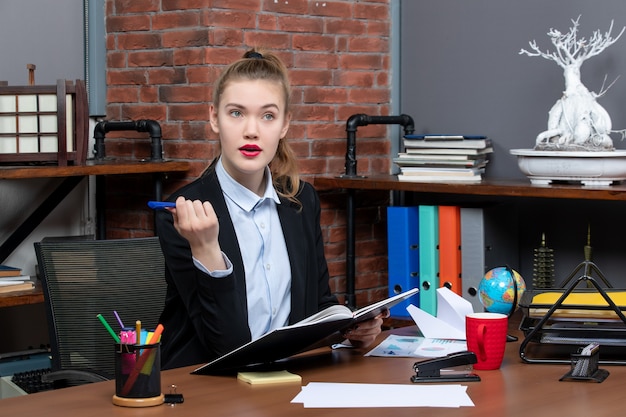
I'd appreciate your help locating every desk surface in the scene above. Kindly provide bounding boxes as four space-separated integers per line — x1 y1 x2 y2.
2 323 624 416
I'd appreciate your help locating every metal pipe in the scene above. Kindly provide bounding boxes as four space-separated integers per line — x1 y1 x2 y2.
343 114 415 178
92 120 165 238
341 114 415 308
93 119 163 161
345 189 356 308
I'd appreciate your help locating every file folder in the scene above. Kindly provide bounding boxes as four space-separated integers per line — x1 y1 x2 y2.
418 205 439 316
460 205 519 312
386 206 420 317
438 205 462 296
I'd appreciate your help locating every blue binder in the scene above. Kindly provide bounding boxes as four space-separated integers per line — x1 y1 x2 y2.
386 206 420 317
418 205 439 316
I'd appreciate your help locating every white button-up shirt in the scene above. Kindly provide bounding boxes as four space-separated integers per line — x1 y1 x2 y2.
194 158 292 339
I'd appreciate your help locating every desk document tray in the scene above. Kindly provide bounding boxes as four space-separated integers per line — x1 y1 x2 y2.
519 275 626 365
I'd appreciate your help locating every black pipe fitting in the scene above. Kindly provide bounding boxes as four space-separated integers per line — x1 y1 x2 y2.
343 114 415 177
93 119 163 161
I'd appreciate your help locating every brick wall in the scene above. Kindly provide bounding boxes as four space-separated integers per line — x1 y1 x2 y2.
103 0 392 307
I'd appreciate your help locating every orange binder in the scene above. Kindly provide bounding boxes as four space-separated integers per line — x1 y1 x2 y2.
438 205 462 295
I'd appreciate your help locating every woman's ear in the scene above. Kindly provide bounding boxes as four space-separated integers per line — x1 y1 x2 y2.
209 104 219 134
280 112 291 139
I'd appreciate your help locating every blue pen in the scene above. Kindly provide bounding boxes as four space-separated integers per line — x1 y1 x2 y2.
148 201 176 210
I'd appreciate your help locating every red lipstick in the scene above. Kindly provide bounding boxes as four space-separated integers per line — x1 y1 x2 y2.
239 144 261 157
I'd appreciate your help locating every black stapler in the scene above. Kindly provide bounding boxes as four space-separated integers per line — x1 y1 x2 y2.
411 351 481 383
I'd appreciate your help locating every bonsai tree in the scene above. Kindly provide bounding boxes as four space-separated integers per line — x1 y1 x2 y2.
520 16 625 151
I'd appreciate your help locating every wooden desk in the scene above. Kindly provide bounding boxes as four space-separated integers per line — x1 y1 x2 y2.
2 323 623 416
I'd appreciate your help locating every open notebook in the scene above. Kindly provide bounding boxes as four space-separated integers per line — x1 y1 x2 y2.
192 287 419 374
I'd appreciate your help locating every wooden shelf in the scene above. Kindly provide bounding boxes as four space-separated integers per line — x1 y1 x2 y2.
314 174 626 308
0 159 190 179
313 175 626 202
0 280 43 308
0 159 191 308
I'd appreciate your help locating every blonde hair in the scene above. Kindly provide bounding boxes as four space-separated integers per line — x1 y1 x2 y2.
212 48 301 205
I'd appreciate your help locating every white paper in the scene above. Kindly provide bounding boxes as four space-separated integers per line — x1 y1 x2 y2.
0 95 16 112
18 115 38 134
291 382 474 408
366 334 467 358
39 94 56 112
17 95 37 112
0 275 31 281
0 280 26 286
413 338 467 358
407 304 466 340
365 334 424 357
436 287 474 331
407 287 474 340
0 115 17 133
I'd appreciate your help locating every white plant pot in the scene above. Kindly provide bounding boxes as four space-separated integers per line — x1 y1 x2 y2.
510 149 626 186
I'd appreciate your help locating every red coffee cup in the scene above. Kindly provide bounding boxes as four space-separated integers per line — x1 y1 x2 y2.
465 312 508 370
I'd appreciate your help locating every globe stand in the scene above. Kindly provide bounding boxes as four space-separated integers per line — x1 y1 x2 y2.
506 267 519 343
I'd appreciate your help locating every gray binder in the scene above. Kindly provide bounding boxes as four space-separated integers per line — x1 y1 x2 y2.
460 205 519 312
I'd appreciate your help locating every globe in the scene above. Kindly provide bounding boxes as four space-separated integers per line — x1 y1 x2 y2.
478 266 526 315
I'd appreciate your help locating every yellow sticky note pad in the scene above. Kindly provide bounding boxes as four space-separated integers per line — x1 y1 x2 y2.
237 370 302 385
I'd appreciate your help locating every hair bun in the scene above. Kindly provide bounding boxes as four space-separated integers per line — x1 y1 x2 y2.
247 51 264 59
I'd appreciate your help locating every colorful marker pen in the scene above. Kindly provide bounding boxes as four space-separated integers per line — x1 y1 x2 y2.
97 314 121 343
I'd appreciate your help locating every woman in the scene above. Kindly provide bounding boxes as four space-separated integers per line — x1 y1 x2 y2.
156 48 383 370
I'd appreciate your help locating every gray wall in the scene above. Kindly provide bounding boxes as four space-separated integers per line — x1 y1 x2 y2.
0 0 86 355
399 1 626 287
0 0 84 84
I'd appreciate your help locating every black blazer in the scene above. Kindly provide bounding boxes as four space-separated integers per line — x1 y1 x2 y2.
155 167 338 369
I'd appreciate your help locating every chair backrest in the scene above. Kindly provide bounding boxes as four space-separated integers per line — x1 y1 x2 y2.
34 237 166 378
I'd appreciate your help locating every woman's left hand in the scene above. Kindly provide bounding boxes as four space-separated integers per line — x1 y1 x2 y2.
344 309 389 348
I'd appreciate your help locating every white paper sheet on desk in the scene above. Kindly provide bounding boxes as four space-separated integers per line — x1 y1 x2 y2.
365 334 424 357
407 287 473 340
291 382 474 408
414 338 467 357
365 335 467 358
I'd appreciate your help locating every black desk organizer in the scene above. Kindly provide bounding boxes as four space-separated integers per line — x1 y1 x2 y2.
559 345 609 383
518 274 626 365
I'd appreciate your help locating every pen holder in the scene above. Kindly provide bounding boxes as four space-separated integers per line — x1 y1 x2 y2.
559 346 609 383
112 343 164 407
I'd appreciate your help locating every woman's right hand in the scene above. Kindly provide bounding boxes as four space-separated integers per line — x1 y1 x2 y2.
172 196 226 271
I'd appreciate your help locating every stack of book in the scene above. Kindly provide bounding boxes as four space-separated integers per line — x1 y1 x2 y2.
0 265 34 294
394 135 493 182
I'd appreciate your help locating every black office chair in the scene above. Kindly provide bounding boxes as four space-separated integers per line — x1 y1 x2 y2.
34 236 166 387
